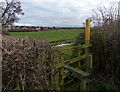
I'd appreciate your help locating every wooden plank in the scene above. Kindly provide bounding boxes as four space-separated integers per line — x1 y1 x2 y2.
60 43 92 53
50 54 60 90
54 54 90 69
64 65 90 77
70 73 83 80
54 43 92 54
64 79 74 85
54 69 60 90
80 77 87 90
50 39 74 45
60 54 64 89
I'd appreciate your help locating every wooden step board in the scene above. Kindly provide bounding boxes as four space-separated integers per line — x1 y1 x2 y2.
64 65 90 77
70 73 91 82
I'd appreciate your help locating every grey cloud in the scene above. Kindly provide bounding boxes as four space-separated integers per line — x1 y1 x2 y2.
16 0 119 27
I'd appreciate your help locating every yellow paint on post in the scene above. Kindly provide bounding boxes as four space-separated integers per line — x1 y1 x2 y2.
85 19 90 41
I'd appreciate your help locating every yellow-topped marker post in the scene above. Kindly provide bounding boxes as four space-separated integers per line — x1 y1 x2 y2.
85 19 90 41
80 19 92 90
85 18 92 74
85 19 92 73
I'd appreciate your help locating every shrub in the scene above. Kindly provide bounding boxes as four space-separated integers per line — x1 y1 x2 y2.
90 6 120 86
2 36 57 91
71 31 85 58
90 26 120 87
73 5 120 89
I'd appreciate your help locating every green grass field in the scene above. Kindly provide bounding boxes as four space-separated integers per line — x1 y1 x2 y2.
10 29 83 60
58 44 73 60
10 29 84 42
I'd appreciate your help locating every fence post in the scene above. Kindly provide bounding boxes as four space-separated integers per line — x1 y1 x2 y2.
60 52 64 89
51 51 61 90
85 19 91 73
80 77 87 90
80 19 91 91
85 19 90 41
78 49 81 69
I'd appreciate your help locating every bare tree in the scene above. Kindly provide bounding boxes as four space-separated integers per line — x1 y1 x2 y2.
0 0 24 26
91 5 118 27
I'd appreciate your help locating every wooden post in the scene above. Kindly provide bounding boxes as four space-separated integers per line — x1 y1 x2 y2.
54 68 60 90
51 63 55 89
90 54 93 71
85 19 91 73
80 77 87 90
80 19 91 91
51 53 60 90
78 50 81 69
60 53 64 89
85 19 90 41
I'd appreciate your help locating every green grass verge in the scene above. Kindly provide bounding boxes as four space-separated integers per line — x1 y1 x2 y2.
10 29 84 42
57 44 73 60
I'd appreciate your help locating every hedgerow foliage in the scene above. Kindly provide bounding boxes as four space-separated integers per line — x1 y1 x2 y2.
2 36 56 90
91 6 120 86
74 5 120 88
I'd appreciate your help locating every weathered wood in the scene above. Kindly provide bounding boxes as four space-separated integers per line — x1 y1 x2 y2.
78 50 81 68
64 65 90 77
60 53 64 89
54 44 92 54
85 41 90 73
83 19 91 90
54 69 60 90
86 54 93 73
51 64 55 89
51 54 60 90
90 54 93 72
64 79 74 85
55 55 61 90
80 77 87 90
51 39 74 46
85 19 90 41
60 44 92 53
54 54 88 69
50 19 92 90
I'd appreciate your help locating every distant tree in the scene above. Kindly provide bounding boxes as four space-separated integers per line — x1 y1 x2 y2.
0 0 24 26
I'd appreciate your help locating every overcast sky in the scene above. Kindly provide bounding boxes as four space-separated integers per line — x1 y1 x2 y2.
13 0 120 27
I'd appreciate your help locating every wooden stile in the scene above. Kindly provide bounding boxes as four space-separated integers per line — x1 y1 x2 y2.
50 19 92 91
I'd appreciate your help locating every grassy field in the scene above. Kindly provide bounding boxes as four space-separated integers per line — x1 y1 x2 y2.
58 44 73 60
10 29 84 42
10 29 83 61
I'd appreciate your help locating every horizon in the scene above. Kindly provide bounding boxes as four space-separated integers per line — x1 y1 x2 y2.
2 0 120 27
